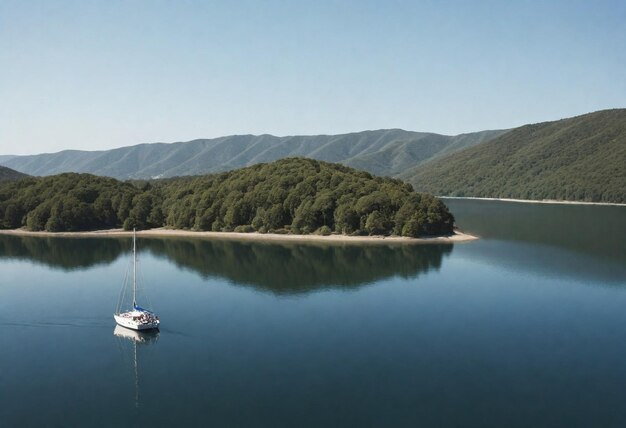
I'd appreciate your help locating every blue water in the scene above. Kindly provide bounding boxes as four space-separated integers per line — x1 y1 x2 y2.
0 200 625 427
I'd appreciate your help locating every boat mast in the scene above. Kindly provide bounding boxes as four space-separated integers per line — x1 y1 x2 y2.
134 340 139 408
133 228 137 308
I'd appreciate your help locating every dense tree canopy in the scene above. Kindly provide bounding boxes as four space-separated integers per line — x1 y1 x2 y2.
405 109 626 203
0 174 141 231
0 158 455 237
0 165 28 183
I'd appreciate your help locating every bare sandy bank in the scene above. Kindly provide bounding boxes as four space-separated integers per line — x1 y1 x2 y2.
440 196 626 207
0 227 478 245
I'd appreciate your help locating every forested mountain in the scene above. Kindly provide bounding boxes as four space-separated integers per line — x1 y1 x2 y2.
404 109 626 203
0 155 17 164
0 166 28 182
0 158 455 237
0 129 504 179
2 110 622 203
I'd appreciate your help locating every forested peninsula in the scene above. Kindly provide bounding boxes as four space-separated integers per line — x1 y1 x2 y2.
0 158 455 238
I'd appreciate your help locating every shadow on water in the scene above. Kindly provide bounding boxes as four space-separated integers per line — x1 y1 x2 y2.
0 234 454 294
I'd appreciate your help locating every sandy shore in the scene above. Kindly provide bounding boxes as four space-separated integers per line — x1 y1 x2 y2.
0 227 477 245
440 196 626 207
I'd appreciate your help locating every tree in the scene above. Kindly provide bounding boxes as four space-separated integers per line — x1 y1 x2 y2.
291 199 317 234
26 203 51 231
126 194 153 230
334 205 360 234
312 191 335 227
3 204 23 228
265 204 287 230
401 217 422 238
147 205 165 228
365 210 386 235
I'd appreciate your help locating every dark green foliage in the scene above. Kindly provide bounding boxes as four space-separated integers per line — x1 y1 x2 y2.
0 173 142 231
0 166 28 183
3 204 23 228
124 192 163 230
315 225 332 236
0 159 455 236
156 158 454 237
405 109 626 203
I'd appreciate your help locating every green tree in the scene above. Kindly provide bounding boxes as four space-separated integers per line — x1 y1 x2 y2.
365 210 386 235
334 205 360 234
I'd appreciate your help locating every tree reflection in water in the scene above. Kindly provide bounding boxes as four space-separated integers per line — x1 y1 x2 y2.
0 235 126 270
141 238 453 294
0 235 453 294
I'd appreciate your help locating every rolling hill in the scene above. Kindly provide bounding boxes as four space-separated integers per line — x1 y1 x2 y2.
0 165 28 182
0 129 505 180
1 109 623 203
0 158 454 237
403 109 626 203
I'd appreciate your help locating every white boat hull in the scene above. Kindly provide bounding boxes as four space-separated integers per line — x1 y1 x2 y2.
114 313 160 331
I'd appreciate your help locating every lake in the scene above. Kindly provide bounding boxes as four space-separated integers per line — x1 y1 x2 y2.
1 199 625 427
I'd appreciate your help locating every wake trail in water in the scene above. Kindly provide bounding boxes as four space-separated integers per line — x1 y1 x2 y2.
157 327 194 338
0 318 111 329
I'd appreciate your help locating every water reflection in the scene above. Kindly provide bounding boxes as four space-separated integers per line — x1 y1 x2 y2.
446 199 626 263
114 325 160 344
445 199 626 284
0 235 454 294
142 238 454 294
114 326 159 408
0 235 126 270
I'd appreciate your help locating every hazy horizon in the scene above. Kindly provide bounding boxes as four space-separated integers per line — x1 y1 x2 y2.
1 1 624 155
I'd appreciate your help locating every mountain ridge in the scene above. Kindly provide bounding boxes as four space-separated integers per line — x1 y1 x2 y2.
404 109 626 203
2 109 623 203
0 129 506 179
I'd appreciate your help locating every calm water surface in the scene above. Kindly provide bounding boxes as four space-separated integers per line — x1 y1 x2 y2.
1 200 625 427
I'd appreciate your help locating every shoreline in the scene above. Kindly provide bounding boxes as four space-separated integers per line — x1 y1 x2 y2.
439 196 626 207
0 227 478 245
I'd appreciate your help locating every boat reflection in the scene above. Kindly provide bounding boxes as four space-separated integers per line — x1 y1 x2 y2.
114 324 160 343
114 325 159 408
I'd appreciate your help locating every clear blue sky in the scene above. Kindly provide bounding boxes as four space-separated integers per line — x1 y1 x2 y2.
1 0 624 154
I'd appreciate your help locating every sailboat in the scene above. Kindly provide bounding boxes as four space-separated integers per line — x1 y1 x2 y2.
114 228 160 331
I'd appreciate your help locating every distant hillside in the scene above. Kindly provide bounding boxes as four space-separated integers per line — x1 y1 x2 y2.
0 158 455 237
0 129 505 180
404 109 626 203
0 165 28 182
